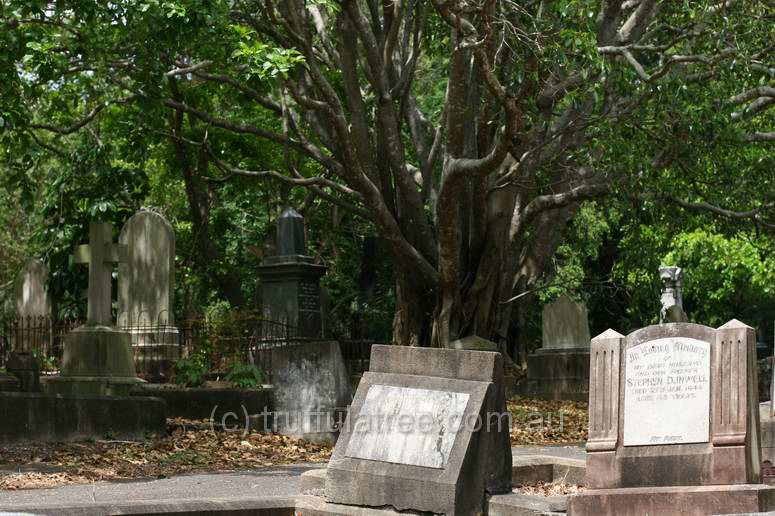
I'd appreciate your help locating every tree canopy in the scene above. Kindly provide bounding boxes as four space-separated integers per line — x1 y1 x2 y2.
1 0 773 357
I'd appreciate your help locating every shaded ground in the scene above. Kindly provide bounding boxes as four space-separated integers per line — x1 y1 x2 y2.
508 397 588 445
0 418 331 490
0 398 589 491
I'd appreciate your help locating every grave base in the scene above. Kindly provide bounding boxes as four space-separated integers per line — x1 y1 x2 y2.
569 484 775 516
524 348 589 401
46 375 144 397
47 325 143 396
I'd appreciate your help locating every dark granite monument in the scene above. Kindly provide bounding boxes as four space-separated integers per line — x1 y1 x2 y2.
258 208 326 338
570 320 775 516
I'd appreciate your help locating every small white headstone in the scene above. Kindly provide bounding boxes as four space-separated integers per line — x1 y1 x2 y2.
623 337 710 446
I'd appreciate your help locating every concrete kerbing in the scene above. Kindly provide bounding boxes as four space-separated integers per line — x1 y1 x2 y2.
300 468 327 493
511 455 586 486
294 495 426 515
0 496 295 516
488 492 568 516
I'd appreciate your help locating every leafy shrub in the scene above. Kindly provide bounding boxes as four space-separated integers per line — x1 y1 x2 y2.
174 357 208 387
225 361 265 389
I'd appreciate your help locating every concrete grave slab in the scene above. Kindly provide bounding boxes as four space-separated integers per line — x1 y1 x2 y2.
324 345 512 516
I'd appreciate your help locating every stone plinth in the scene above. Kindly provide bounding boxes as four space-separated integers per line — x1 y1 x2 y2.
571 320 775 516
46 326 143 396
258 262 326 339
570 484 775 516
271 341 351 444
325 345 512 515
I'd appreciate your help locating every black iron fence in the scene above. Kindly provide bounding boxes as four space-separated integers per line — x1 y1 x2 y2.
0 314 381 383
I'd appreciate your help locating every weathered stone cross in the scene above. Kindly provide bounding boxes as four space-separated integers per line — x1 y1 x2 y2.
73 221 126 326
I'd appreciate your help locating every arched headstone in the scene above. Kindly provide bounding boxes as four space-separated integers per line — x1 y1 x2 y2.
118 211 179 379
14 259 51 321
10 259 51 391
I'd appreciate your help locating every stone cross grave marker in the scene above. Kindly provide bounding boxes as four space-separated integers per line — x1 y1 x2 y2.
570 320 775 516
46 221 140 397
73 221 126 326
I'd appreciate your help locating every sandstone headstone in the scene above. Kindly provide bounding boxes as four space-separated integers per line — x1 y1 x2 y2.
271 341 352 444
524 294 591 400
570 320 775 516
46 221 143 396
660 266 688 323
14 259 51 320
258 208 326 338
10 259 50 391
309 345 512 516
117 210 179 379
542 294 591 350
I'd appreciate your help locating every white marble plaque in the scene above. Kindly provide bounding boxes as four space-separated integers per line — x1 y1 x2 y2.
623 337 711 446
344 385 470 469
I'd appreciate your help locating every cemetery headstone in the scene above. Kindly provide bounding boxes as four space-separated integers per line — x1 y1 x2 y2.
570 320 775 516
270 341 352 444
660 266 688 323
14 258 51 321
257 208 326 338
8 259 50 391
525 294 591 400
298 345 512 515
117 210 179 380
46 221 143 396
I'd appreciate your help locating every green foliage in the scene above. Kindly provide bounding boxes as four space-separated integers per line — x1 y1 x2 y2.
174 356 208 387
664 230 775 329
225 361 265 389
